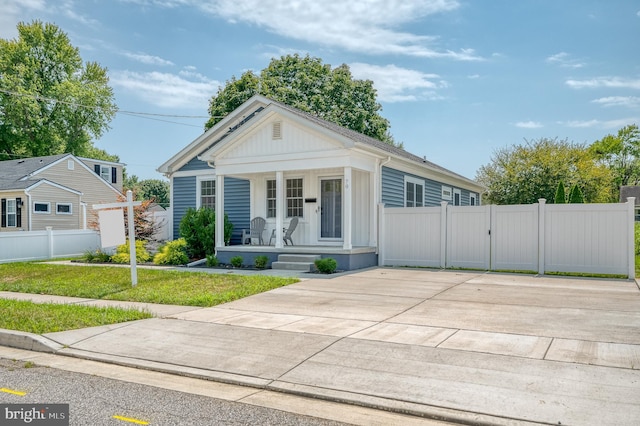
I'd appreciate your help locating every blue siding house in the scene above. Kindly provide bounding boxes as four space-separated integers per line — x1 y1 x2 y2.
158 95 484 270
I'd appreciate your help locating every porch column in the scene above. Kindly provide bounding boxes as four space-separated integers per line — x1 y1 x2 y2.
370 166 377 246
275 171 284 248
343 166 352 249
215 174 225 250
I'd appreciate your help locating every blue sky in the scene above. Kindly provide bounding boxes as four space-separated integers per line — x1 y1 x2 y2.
2 0 639 181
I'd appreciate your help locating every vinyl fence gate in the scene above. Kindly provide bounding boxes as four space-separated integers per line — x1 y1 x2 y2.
379 198 635 278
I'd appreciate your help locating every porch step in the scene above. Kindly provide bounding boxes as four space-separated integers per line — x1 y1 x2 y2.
272 254 320 272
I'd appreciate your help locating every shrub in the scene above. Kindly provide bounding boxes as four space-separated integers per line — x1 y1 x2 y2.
635 222 640 256
153 238 189 265
206 254 219 267
111 240 151 264
179 208 234 258
179 207 215 259
230 256 243 268
315 258 337 274
254 255 269 269
82 249 111 263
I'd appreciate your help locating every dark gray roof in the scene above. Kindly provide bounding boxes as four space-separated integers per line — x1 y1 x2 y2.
270 99 478 185
0 154 69 191
620 186 640 204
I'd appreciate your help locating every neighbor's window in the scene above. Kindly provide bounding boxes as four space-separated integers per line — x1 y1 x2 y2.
56 203 72 215
286 178 303 218
470 193 477 206
6 199 16 227
200 179 215 210
34 202 50 214
99 165 111 182
453 188 461 206
405 176 424 207
266 179 277 218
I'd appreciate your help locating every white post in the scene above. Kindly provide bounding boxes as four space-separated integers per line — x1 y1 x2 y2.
377 203 385 265
538 198 546 275
275 171 284 248
46 226 54 259
215 176 224 249
343 166 352 250
627 197 635 279
126 190 138 286
440 201 447 269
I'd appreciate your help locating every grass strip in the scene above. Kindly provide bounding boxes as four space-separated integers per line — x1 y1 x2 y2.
0 299 152 334
0 263 299 306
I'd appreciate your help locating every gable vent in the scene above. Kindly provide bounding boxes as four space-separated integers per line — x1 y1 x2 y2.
272 121 282 140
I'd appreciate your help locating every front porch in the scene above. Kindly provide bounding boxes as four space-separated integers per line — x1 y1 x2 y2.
215 245 378 271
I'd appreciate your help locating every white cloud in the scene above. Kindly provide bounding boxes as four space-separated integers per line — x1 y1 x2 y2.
545 52 585 69
110 69 220 109
566 77 640 90
0 0 46 38
122 51 174 66
349 63 447 102
515 121 543 129
176 0 481 60
560 118 639 129
591 96 640 108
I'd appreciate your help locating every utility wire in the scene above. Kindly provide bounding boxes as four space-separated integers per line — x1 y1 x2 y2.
0 88 224 123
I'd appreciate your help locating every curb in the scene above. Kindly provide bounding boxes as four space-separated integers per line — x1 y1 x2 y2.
0 329 64 353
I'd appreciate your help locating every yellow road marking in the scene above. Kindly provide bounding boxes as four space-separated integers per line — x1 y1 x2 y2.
0 387 27 396
112 415 149 425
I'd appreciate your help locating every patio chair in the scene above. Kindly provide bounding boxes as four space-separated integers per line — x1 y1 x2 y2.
241 217 266 245
268 217 299 246
283 217 299 246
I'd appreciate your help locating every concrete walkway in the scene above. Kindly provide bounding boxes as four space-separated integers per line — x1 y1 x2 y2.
2 268 640 425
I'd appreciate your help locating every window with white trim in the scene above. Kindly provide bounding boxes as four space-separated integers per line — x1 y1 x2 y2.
286 178 303 217
56 203 72 215
99 165 110 182
441 185 452 201
470 193 477 206
266 179 277 218
34 202 51 214
6 199 16 227
199 179 215 210
453 188 461 206
405 176 424 207
265 178 304 218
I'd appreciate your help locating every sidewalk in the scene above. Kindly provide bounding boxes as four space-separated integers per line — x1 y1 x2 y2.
2 268 640 425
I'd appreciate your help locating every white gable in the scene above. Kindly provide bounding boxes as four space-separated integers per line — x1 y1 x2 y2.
221 114 347 161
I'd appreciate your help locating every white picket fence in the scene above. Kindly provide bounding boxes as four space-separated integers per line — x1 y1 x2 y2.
0 228 101 264
379 198 636 278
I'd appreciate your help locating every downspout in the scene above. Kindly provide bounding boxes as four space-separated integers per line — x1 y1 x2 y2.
26 192 32 231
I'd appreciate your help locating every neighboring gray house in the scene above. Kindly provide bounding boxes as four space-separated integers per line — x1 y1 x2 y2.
158 95 484 270
620 185 640 220
0 154 124 232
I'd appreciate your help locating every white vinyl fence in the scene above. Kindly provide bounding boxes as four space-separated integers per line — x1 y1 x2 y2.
379 198 636 278
0 228 101 264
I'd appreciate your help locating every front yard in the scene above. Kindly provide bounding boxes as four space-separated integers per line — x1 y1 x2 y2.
0 262 298 333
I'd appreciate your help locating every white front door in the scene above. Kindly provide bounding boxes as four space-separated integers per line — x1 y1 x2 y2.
320 178 342 239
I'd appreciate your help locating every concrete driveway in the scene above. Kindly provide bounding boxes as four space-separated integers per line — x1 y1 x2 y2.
4 268 640 425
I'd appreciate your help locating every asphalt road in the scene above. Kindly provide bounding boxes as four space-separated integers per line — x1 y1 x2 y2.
0 358 348 426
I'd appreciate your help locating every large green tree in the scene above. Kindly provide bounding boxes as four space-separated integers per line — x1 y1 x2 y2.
206 54 396 146
589 124 640 190
0 20 117 160
476 138 614 205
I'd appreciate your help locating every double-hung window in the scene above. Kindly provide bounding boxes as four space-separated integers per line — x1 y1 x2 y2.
265 178 304 218
405 176 424 207
6 199 16 227
199 179 215 210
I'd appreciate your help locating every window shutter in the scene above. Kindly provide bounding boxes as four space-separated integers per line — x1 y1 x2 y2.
1 198 5 227
111 167 117 184
16 197 21 228
94 164 100 175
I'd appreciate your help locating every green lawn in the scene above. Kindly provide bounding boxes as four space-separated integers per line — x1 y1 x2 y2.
0 262 299 333
0 263 298 306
